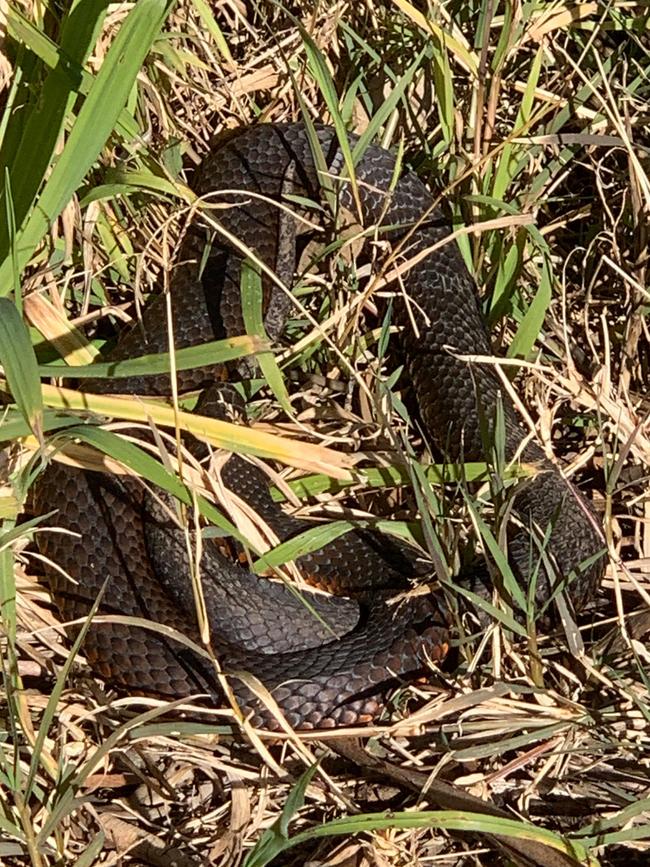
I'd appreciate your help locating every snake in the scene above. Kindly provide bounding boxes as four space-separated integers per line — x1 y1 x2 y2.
33 124 605 730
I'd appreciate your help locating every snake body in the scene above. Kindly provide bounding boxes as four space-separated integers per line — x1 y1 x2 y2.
35 124 604 730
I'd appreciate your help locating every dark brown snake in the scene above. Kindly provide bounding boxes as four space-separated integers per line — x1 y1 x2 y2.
34 124 605 730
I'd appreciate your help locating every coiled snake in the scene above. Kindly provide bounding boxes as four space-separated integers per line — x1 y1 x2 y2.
34 124 604 730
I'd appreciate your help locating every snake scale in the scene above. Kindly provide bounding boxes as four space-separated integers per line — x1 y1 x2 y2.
34 124 604 730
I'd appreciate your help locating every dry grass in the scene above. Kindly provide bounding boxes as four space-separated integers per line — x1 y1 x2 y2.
2 1 650 865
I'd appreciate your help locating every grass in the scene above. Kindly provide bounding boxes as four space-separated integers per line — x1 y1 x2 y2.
1 0 649 864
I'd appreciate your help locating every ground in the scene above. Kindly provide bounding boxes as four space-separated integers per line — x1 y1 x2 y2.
1 2 649 865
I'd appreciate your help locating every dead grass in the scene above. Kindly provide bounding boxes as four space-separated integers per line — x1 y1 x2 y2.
2 1 650 865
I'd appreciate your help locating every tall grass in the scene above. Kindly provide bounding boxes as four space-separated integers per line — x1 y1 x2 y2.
1 1 649 865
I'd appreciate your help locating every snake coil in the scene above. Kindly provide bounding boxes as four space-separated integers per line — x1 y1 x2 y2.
34 124 604 730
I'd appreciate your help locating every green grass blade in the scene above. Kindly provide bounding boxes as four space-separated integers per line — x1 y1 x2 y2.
79 167 193 206
301 29 361 215
4 6 139 142
0 530 16 644
492 45 543 200
0 1 111 256
244 763 320 865
243 807 590 867
251 520 359 574
0 0 175 293
0 409 86 442
354 48 430 155
38 334 265 380
463 492 528 617
0 297 43 440
70 832 106 867
507 256 552 359
190 0 235 66
429 28 455 146
240 260 293 416
275 462 495 500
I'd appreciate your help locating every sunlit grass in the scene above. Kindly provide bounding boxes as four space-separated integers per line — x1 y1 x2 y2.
1 1 649 864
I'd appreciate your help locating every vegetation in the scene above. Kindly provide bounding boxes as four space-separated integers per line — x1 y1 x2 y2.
1 1 649 864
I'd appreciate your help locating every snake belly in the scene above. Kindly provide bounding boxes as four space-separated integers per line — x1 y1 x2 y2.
34 124 604 730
